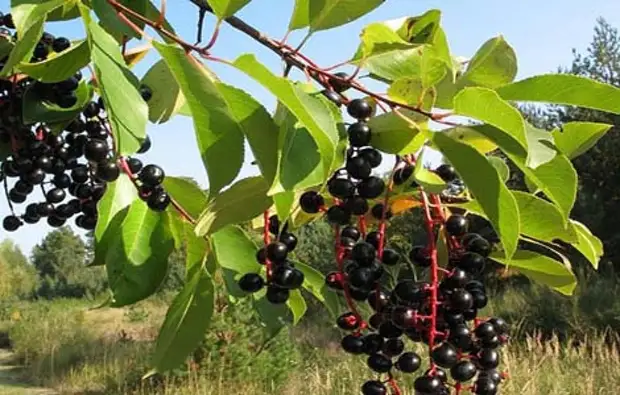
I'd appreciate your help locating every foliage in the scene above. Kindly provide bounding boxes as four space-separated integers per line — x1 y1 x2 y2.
31 227 106 299
0 239 38 301
0 0 618 376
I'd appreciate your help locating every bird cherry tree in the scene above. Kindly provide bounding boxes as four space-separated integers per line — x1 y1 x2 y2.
0 1 616 394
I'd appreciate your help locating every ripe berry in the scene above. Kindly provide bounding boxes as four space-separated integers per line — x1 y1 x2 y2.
444 268 470 289
139 85 153 102
393 280 427 304
266 285 289 304
446 214 468 236
147 190 171 212
471 289 489 309
328 177 355 199
2 14 15 29
378 321 403 338
25 169 45 184
347 122 371 147
336 312 360 330
349 287 370 301
435 164 458 182
272 265 304 289
57 77 78 92
348 267 373 289
359 148 382 168
83 101 100 118
346 156 371 179
97 161 120 182
367 289 390 311
347 98 374 119
9 189 26 203
395 352 421 373
326 205 351 225
357 176 385 199
371 203 392 220
393 165 414 185
299 191 324 213
127 157 143 173
489 317 509 335
367 353 392 373
139 164 165 187
138 135 152 153
279 232 298 251
477 348 500 369
341 334 365 354
409 246 431 267
84 139 109 162
14 181 33 195
37 203 54 217
414 376 443 394
382 337 404 357
328 72 351 93
479 370 503 384
352 242 376 265
344 196 368 215
451 360 477 382
458 252 486 274
449 324 473 349
474 378 498 395
46 188 66 203
52 37 71 52
450 289 474 312
431 342 458 368
321 89 343 106
71 165 90 183
361 380 386 395
238 273 264 293
464 234 492 257
390 306 415 329
381 249 399 266
341 225 360 241
3 216 21 231
266 242 288 262
47 215 66 228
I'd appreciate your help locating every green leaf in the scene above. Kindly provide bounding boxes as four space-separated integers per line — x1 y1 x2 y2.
85 15 148 155
0 36 14 60
184 222 211 278
488 156 509 183
388 78 436 110
18 40 89 83
208 0 252 18
211 226 261 298
143 1 177 44
22 81 93 124
367 110 427 155
11 0 64 35
233 54 339 179
525 123 556 168
569 220 603 269
91 0 145 41
303 0 385 32
552 122 613 159
490 250 577 296
140 60 186 124
252 290 291 336
414 149 447 194
217 83 280 186
149 264 214 373
432 132 520 259
273 191 296 223
496 74 620 114
0 17 43 76
287 290 307 325
154 42 245 196
294 260 340 317
461 36 517 89
443 127 498 154
106 201 174 306
195 177 273 236
162 177 208 218
47 0 80 21
453 88 528 159
93 174 137 266
289 0 310 30
396 10 441 44
511 191 577 243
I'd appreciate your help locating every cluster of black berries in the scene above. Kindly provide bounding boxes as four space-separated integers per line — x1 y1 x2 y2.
238 215 305 304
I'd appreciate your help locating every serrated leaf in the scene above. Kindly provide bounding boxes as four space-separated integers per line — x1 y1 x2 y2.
233 54 339 179
443 127 498 154
154 42 245 196
141 60 186 124
162 177 207 218
497 74 620 114
488 156 509 183
414 149 446 194
461 36 517 89
569 220 603 269
388 78 436 110
93 174 138 266
552 122 613 159
22 81 93 124
432 132 520 259
208 0 252 19
301 0 385 32
490 250 576 296
195 177 273 236
454 87 528 159
367 110 427 155
511 191 577 243
106 201 174 306
0 17 43 76
211 226 261 298
294 260 340 317
18 40 89 83
85 15 148 155
149 263 214 373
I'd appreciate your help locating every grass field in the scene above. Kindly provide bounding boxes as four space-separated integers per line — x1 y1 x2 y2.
0 297 619 395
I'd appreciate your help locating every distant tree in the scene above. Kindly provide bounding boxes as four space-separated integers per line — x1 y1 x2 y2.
31 227 106 298
0 240 38 300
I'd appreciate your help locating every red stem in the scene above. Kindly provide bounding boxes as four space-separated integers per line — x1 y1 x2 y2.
420 191 439 372
335 225 366 328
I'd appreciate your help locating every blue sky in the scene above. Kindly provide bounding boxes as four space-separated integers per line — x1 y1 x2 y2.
2 0 620 254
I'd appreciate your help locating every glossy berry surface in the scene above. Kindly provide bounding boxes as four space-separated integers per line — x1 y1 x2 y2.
347 98 374 119
238 273 264 293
